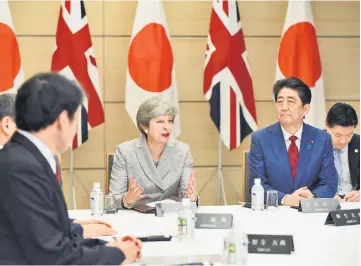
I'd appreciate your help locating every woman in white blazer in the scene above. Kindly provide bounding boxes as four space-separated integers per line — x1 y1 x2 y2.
109 97 197 209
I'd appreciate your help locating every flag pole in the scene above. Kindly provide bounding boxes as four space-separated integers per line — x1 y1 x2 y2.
217 135 227 206
69 149 76 210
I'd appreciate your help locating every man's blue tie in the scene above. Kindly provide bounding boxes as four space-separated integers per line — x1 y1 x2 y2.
334 149 343 194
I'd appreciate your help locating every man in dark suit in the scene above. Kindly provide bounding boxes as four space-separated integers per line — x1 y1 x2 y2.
0 93 118 239
326 103 360 202
248 77 337 206
0 73 141 264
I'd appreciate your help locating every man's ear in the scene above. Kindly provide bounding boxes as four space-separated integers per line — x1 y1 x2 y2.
303 104 310 117
56 110 68 130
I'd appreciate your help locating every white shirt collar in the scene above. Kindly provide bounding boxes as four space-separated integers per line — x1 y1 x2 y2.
18 130 56 174
281 123 303 142
333 144 348 154
0 145 3 150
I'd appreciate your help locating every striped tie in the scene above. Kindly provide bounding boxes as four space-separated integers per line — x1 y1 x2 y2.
334 149 343 194
288 136 299 180
54 155 62 187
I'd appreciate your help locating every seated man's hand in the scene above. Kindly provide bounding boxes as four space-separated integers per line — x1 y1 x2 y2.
344 190 360 202
82 224 117 237
106 236 142 265
284 187 312 206
334 194 343 202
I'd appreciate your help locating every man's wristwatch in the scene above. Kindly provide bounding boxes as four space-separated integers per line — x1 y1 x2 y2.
122 193 134 209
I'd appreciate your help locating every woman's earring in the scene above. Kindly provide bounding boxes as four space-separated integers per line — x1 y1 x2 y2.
145 129 148 134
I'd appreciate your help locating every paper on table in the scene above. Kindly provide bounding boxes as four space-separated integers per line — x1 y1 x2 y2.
146 199 177 208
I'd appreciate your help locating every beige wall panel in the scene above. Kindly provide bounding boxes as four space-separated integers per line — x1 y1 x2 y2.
104 37 130 102
62 125 105 169
320 38 360 100
173 37 207 102
62 170 105 210
104 1 137 36
312 1 360 37
17 37 54 79
10 1 103 36
196 167 244 206
18 37 104 91
104 103 140 155
103 1 359 37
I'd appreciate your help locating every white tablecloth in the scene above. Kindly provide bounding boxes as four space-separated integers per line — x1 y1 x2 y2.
69 203 360 265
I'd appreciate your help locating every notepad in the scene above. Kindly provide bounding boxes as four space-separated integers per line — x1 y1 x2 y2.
146 199 177 208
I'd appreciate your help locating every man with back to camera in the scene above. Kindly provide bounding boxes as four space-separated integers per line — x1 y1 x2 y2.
325 103 360 202
0 93 118 239
248 77 337 206
0 72 142 264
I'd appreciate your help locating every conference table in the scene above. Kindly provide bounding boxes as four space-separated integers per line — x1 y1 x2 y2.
69 202 360 265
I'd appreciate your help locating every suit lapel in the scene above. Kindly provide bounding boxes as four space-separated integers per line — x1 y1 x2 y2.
135 136 167 191
157 140 176 181
294 124 312 189
12 133 69 224
348 135 360 188
268 123 293 190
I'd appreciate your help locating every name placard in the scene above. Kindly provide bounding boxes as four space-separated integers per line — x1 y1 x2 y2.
194 213 233 229
247 234 294 254
299 198 340 213
155 202 197 217
325 208 360 226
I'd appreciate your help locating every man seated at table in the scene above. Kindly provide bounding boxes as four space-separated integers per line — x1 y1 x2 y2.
325 103 360 202
248 77 337 206
0 93 17 149
0 73 142 264
0 93 116 238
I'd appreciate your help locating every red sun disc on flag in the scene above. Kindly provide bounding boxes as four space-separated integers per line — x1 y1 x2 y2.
128 23 173 93
0 22 21 92
278 22 321 88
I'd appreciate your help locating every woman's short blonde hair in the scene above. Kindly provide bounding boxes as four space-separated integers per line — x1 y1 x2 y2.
136 97 177 135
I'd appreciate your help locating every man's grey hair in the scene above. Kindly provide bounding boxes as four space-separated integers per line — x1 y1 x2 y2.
136 97 177 135
0 93 16 121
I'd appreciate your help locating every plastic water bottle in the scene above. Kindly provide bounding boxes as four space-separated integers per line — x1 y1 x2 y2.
223 220 248 264
177 198 195 241
90 183 104 216
251 178 264 211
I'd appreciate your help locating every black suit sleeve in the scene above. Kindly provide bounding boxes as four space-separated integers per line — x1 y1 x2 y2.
70 221 84 236
2 164 125 265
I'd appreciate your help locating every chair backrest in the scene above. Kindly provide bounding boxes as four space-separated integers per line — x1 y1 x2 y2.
105 154 114 194
244 151 251 203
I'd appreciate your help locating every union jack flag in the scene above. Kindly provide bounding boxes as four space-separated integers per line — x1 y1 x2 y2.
51 0 104 149
204 0 257 150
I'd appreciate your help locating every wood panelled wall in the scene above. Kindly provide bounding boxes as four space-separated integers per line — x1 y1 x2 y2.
9 0 360 208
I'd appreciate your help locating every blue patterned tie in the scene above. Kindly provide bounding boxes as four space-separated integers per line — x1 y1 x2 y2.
334 149 343 194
